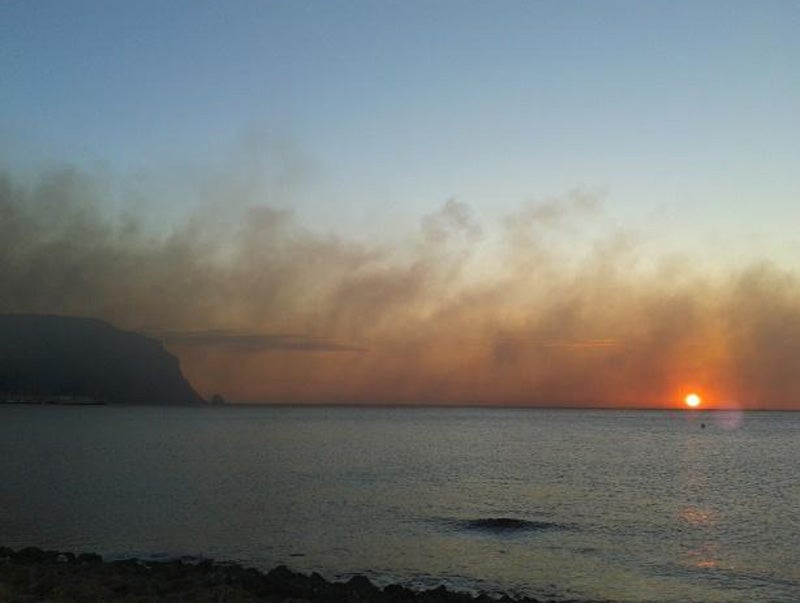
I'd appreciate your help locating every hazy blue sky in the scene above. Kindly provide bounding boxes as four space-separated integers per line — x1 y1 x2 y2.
3 1 799 259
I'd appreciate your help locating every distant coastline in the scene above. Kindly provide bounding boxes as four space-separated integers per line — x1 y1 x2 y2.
0 394 107 406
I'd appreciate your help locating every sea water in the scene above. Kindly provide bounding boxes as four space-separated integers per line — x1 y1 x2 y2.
1 405 799 602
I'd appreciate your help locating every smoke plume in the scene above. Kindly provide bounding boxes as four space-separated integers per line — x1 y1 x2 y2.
3 164 799 408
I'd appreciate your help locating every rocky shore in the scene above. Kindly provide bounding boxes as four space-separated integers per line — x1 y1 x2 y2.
0 546 581 603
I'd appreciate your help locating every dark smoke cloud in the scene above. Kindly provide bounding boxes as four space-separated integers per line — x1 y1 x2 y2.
3 164 800 408
153 329 366 353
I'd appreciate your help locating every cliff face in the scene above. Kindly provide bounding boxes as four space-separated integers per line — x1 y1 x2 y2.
0 314 204 404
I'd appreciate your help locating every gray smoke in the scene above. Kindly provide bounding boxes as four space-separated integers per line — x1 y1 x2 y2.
3 164 800 408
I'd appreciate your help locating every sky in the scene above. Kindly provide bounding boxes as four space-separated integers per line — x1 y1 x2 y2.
2 1 800 408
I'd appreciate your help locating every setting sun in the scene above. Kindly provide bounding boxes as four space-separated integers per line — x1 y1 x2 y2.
685 393 702 408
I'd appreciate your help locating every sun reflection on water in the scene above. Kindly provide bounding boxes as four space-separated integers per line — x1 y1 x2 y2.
677 427 721 573
679 506 714 527
687 543 718 569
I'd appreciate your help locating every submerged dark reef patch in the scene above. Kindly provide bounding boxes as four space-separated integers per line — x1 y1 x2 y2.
455 517 565 533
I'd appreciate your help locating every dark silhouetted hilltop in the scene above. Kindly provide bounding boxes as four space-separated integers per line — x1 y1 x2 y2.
0 314 204 404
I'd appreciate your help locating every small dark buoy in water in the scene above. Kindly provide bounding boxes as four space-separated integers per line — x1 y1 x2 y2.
701 423 706 429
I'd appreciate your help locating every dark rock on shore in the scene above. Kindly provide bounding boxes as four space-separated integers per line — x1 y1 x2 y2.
0 546 565 602
0 314 204 404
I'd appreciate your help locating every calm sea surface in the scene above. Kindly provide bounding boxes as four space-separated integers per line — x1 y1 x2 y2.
2 405 799 602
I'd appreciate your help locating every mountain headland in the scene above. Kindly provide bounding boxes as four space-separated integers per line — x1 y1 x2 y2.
0 314 204 404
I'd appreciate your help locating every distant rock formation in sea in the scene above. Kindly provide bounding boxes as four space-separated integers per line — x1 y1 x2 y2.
458 517 564 532
0 314 204 404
